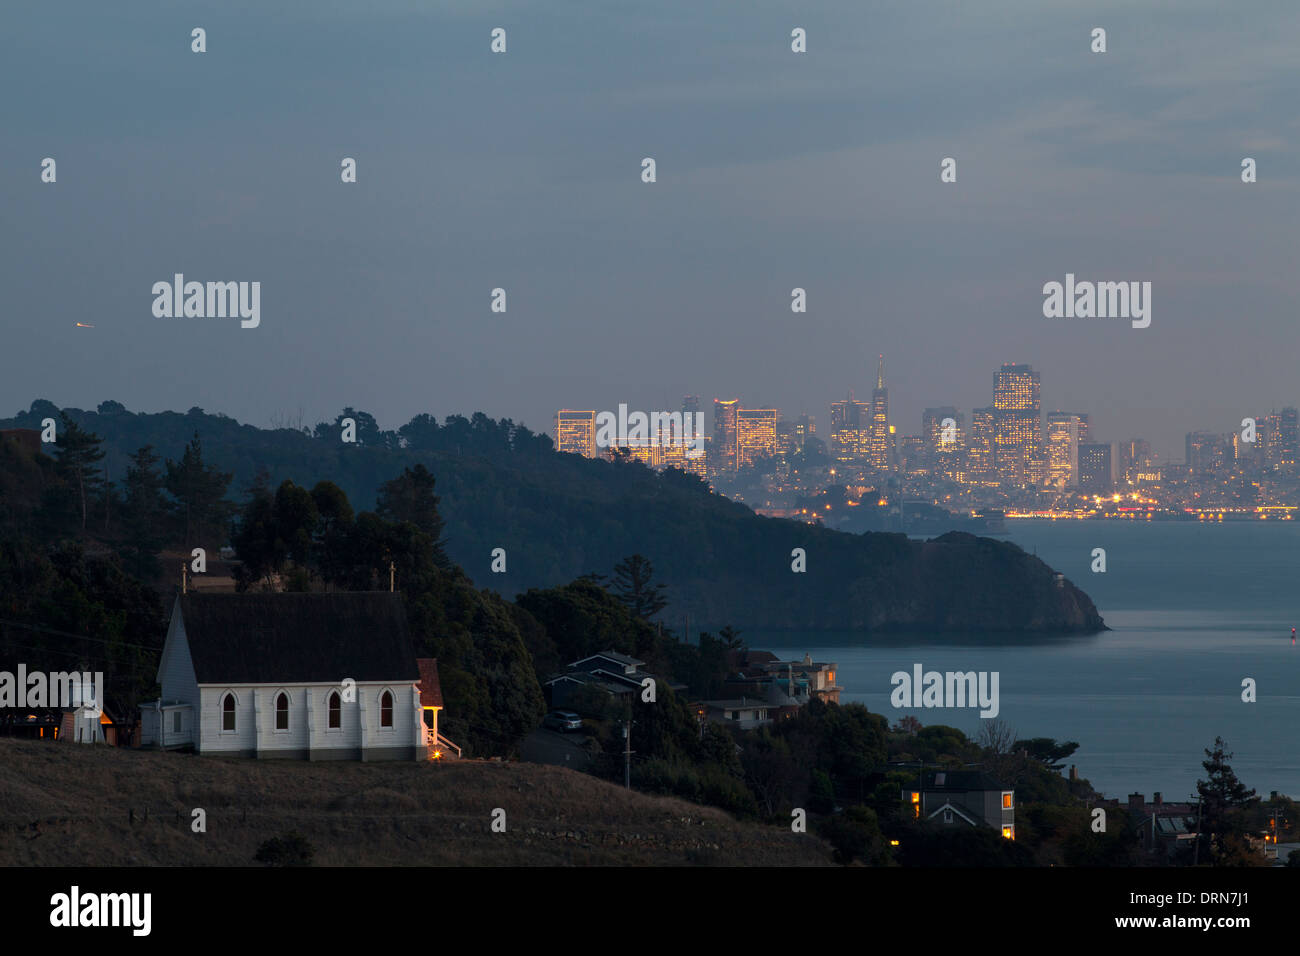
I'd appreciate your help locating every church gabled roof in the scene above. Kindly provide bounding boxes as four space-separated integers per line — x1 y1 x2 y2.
176 592 418 685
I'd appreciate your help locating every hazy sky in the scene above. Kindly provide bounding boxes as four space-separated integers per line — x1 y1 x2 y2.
5 0 1298 459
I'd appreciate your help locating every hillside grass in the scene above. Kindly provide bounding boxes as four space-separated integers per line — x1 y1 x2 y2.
0 738 833 866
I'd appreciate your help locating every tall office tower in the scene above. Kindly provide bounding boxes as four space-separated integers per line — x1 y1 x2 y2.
794 414 815 451
682 395 700 418
1026 442 1050 486
736 408 780 469
555 409 597 457
1280 407 1299 469
968 407 997 481
1075 414 1090 444
1186 431 1228 476
922 407 962 451
1045 413 1082 490
1077 442 1117 493
830 390 870 462
712 398 741 473
1259 412 1283 469
922 407 964 480
869 355 891 470
992 363 1041 484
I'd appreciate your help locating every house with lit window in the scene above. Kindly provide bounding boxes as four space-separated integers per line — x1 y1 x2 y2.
139 592 446 761
720 650 842 717
905 771 1016 839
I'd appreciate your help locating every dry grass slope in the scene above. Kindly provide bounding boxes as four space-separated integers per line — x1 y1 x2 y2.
0 739 833 866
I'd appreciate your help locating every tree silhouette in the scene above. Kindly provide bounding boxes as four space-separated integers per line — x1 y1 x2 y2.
164 433 233 548
52 413 105 532
613 554 668 621
1197 736 1261 865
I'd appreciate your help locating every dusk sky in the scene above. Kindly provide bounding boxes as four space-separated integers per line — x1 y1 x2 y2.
5 0 1298 459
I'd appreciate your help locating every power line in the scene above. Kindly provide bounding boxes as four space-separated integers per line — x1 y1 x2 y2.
0 639 153 668
0 618 161 653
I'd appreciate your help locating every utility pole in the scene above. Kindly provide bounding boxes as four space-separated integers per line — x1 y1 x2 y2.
623 721 631 789
1193 793 1203 866
389 561 395 593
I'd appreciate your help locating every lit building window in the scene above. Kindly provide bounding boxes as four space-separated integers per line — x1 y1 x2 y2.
1003 826 1015 840
1003 792 1013 809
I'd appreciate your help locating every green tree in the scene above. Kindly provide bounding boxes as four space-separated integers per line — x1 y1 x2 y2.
1016 737 1080 772
1196 736 1261 866
52 413 105 532
612 554 668 621
164 433 234 548
376 464 448 566
821 805 890 865
119 446 170 578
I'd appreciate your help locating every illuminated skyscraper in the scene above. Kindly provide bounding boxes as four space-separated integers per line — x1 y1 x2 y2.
713 398 741 473
555 409 596 457
968 407 996 482
869 355 891 470
830 390 870 463
737 408 780 469
1280 407 1298 468
922 407 964 481
993 363 1041 485
1046 413 1082 489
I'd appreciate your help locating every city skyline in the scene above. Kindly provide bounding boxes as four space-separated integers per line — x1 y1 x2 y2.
550 353 1296 467
7 2 1300 465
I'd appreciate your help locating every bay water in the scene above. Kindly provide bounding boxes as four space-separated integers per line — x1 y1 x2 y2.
755 519 1300 800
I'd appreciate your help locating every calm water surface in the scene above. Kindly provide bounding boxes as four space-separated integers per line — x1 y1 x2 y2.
751 520 1300 799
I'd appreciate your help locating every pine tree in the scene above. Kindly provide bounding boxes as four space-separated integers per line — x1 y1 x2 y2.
120 445 171 578
164 432 234 548
376 464 448 566
1197 736 1260 865
52 413 105 532
612 554 668 621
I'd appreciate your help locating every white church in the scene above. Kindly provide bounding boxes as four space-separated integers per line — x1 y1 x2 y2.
140 591 450 761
